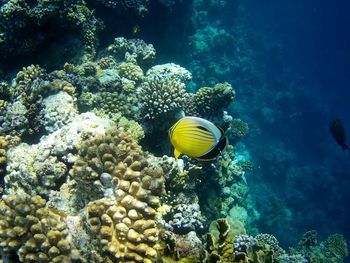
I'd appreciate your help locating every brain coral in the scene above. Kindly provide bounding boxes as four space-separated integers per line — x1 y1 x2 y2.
71 127 165 262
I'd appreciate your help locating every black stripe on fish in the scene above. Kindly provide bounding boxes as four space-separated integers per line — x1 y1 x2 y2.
196 125 211 132
197 136 227 161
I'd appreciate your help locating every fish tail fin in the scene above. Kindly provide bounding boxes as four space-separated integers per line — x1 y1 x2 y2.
174 148 182 159
342 144 350 151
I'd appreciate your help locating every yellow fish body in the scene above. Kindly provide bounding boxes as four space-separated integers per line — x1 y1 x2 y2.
169 116 227 161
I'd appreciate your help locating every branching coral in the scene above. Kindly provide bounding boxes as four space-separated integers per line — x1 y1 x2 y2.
139 74 187 122
324 234 348 259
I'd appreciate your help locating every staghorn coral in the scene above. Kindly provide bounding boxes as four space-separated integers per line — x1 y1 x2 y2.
71 127 164 262
186 82 235 117
0 190 77 262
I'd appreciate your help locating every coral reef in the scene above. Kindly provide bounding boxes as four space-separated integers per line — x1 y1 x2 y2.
5 113 113 196
41 92 78 133
94 0 149 16
0 189 77 262
72 127 165 262
139 74 187 123
0 0 100 65
185 82 236 118
0 33 347 263
106 37 156 69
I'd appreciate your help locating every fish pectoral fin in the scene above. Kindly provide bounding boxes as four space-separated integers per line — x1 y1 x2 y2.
174 148 182 159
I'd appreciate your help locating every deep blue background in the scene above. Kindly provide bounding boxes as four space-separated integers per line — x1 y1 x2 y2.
242 0 350 250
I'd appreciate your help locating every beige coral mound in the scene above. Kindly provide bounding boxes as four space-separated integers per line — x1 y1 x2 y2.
0 190 77 263
72 127 165 262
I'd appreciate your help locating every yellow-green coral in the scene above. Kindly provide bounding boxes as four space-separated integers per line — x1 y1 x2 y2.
118 62 144 82
11 65 45 103
0 136 8 177
0 190 77 262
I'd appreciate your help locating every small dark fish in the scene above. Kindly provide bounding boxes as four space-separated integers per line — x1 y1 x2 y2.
329 119 349 151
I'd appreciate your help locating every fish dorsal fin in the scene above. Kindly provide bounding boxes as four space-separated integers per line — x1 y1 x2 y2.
174 148 182 159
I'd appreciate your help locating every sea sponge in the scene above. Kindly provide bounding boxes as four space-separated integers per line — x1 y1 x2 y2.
0 190 76 262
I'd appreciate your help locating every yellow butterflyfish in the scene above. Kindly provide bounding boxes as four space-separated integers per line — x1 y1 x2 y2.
169 116 227 161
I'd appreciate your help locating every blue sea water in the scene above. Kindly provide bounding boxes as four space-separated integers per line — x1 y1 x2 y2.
241 0 350 250
0 0 349 261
